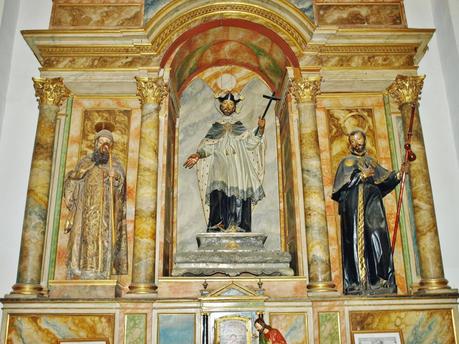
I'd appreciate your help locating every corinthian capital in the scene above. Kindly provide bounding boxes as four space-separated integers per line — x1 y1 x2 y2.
33 77 70 106
387 75 425 106
289 77 321 103
136 77 168 106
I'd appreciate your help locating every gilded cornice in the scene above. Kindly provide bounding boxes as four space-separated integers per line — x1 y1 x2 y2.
32 77 70 106
289 77 321 103
136 77 168 106
307 44 418 55
387 75 425 105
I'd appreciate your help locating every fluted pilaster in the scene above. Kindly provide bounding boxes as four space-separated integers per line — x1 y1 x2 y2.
128 77 168 296
11 77 69 296
388 75 451 293
290 77 336 293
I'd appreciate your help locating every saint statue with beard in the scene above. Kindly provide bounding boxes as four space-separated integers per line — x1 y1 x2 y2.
184 92 266 232
332 129 408 295
63 123 128 280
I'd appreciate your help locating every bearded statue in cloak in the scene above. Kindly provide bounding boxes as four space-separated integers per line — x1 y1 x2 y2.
63 123 128 280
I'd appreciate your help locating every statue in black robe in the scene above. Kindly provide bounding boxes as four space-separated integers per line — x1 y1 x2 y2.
332 129 405 295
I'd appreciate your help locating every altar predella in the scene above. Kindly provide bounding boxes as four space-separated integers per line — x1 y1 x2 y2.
2 1 458 343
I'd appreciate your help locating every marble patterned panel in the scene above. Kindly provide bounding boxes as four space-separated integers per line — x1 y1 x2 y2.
144 0 170 23
158 314 195 344
51 4 143 28
177 76 281 252
316 4 404 26
270 313 308 344
288 0 314 20
53 98 141 289
350 309 455 344
125 314 147 344
319 312 341 344
7 314 115 344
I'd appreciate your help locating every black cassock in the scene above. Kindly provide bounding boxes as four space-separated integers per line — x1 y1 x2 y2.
332 154 399 295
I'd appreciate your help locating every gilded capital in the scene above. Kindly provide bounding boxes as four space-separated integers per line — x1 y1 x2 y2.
387 75 425 106
33 77 70 106
289 77 321 103
136 77 168 106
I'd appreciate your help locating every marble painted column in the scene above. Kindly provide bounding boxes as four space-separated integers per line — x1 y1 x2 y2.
128 77 168 296
11 77 69 296
290 77 336 293
388 75 451 293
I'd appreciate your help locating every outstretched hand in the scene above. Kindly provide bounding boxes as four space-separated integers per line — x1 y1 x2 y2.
184 153 200 169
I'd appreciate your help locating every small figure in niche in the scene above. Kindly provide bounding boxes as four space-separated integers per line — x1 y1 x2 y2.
63 123 128 280
254 318 287 344
183 92 266 232
332 129 408 295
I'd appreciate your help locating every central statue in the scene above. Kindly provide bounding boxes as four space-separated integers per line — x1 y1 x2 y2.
184 92 266 232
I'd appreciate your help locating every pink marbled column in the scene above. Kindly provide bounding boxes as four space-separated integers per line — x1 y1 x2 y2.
388 75 451 293
291 77 336 293
11 78 69 296
128 77 167 295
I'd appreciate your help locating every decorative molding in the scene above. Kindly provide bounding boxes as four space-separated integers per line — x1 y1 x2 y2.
289 77 321 103
135 77 168 106
33 77 70 106
148 3 309 54
387 75 425 105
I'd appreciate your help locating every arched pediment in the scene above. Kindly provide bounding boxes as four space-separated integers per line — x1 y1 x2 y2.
145 0 315 57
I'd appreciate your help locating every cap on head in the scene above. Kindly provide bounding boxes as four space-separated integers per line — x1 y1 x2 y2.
94 122 115 142
217 92 241 104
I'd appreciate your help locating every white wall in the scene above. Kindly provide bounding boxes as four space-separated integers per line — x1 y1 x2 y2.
0 0 458 296
0 0 5 24
404 0 459 288
0 0 52 296
0 0 21 139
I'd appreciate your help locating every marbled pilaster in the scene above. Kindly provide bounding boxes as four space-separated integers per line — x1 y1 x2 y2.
388 75 451 293
11 78 69 296
290 77 336 293
128 77 168 296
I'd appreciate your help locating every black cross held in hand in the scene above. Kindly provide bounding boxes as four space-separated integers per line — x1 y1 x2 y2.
255 91 281 136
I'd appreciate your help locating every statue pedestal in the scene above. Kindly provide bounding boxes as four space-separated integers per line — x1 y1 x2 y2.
173 233 293 277
48 280 124 298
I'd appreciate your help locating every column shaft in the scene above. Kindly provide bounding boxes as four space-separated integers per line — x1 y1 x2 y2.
291 77 336 292
12 78 69 296
129 77 167 295
388 75 451 293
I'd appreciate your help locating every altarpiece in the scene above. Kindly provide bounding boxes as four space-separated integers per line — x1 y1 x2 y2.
1 0 458 343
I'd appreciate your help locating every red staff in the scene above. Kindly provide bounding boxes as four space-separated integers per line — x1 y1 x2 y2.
391 103 417 254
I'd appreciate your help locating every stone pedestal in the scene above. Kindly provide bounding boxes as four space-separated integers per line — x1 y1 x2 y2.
173 233 293 277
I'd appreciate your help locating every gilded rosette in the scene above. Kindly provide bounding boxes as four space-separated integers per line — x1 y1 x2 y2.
135 77 168 106
289 77 321 103
387 75 425 105
32 77 70 106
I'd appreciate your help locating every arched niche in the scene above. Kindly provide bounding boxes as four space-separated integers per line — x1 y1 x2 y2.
157 18 305 277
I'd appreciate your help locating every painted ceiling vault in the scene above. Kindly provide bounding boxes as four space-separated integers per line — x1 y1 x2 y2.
169 22 297 93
